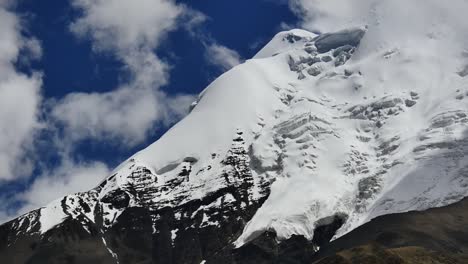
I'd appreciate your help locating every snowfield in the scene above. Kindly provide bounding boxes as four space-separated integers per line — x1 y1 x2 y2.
31 24 468 250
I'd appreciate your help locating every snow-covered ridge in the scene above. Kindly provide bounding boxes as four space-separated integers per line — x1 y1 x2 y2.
18 26 468 252
254 29 318 59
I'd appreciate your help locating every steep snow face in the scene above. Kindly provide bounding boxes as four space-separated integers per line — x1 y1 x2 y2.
30 25 468 251
131 25 468 246
39 199 68 234
132 56 289 171
232 26 468 245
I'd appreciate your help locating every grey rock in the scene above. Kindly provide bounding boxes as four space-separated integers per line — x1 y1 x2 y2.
413 142 458 152
284 33 302 43
321 56 333 62
314 27 366 53
189 101 198 112
307 66 322 76
332 45 355 57
377 136 400 157
335 52 352 66
344 69 353 76
458 65 468 77
305 46 316 54
298 71 306 80
287 56 301 72
405 99 417 107
183 157 199 163
305 56 322 65
430 114 457 129
358 176 382 200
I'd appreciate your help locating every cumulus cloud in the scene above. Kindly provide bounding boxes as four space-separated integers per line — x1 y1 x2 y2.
0 3 43 181
70 0 183 53
8 0 199 215
0 0 240 223
205 43 243 71
51 87 194 145
51 0 197 147
0 0 200 223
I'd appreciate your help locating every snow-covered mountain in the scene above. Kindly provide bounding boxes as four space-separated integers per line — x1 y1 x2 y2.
2 25 468 263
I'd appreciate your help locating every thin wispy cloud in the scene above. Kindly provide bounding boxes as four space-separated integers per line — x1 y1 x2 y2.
205 43 243 72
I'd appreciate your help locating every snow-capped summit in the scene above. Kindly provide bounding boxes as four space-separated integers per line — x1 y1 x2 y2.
2 25 468 263
254 29 318 59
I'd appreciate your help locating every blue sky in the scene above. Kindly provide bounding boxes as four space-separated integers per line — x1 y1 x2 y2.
0 0 303 221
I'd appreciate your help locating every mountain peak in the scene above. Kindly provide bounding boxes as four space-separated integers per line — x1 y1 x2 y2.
2 25 468 263
254 28 318 59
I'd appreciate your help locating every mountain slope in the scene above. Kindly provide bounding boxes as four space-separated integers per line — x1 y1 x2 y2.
233 197 468 264
1 25 468 263
311 197 468 264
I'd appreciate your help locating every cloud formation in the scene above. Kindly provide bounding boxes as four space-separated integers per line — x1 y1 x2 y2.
17 160 110 214
22 0 200 213
0 3 43 181
51 87 195 146
205 43 243 71
0 0 202 223
52 0 198 147
0 0 243 223
70 0 183 53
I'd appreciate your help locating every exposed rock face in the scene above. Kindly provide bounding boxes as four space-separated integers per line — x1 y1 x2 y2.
0 133 271 264
311 197 468 264
233 198 468 263
286 28 365 79
313 27 366 53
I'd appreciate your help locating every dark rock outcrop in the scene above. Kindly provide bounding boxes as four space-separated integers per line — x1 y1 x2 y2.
314 28 366 53
311 197 468 264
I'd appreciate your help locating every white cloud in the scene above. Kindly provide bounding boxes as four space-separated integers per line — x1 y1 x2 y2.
0 0 243 224
0 0 206 223
51 87 193 146
0 3 112 224
70 0 183 53
50 0 197 147
0 159 110 223
17 160 110 214
0 4 43 181
205 43 243 71
13 0 199 215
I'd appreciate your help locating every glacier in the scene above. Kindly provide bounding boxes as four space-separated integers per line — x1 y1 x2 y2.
6 23 468 257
